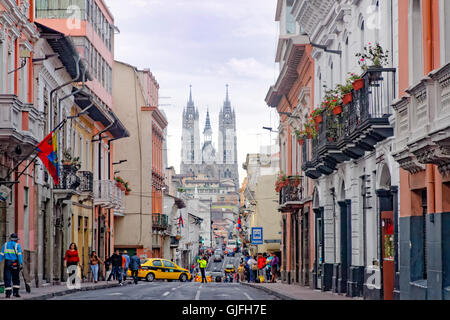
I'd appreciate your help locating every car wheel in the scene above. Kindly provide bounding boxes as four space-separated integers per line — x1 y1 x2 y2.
146 273 155 282
179 273 187 282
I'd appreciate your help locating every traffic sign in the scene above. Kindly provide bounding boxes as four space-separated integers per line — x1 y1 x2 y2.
251 227 263 245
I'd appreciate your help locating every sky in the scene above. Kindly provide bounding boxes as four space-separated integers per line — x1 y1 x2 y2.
104 0 281 184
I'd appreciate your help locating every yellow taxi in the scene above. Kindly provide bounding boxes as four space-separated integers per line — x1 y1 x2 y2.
194 272 213 283
127 258 192 282
224 264 235 273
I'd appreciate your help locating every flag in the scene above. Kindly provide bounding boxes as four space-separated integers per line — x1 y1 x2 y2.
37 130 60 185
178 214 184 228
237 217 241 230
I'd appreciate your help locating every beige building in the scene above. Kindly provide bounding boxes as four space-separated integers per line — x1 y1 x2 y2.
242 146 281 255
112 61 160 258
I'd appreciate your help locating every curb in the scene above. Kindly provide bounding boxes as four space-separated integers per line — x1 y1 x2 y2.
240 282 297 300
22 281 133 300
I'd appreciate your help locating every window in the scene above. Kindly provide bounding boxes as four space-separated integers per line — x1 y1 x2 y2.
0 37 4 93
286 0 296 34
153 260 162 267
360 20 366 53
163 260 175 268
440 0 450 64
409 0 423 83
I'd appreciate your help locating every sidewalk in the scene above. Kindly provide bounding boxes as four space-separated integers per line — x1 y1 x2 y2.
240 281 359 300
0 280 132 300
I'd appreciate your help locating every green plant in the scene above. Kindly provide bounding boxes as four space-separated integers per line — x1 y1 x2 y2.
62 148 81 170
356 43 389 70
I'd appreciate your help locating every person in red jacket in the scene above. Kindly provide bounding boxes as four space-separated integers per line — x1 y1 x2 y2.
64 243 80 284
257 253 266 279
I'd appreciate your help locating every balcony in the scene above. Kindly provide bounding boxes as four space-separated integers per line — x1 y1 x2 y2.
53 167 96 201
306 68 396 179
78 171 93 192
392 62 450 176
279 177 304 212
0 94 43 161
93 180 125 212
152 213 169 230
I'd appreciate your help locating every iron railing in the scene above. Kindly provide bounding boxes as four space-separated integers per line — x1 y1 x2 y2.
55 165 80 190
78 171 93 192
279 178 303 206
152 213 169 229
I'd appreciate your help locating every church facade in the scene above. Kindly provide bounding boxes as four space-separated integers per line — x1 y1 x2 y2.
181 85 239 190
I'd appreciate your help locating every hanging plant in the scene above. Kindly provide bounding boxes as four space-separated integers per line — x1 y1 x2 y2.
356 42 389 70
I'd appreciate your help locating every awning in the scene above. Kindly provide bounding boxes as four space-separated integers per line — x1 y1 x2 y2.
35 22 92 82
74 90 129 139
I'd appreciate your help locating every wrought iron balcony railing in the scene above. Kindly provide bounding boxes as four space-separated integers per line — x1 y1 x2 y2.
152 213 169 230
94 180 125 211
306 68 396 179
78 171 93 192
279 177 303 209
55 165 81 191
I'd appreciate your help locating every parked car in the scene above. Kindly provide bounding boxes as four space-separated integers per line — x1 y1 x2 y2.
127 258 192 282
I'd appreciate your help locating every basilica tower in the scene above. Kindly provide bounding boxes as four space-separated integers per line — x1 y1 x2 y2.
217 85 239 188
181 86 201 174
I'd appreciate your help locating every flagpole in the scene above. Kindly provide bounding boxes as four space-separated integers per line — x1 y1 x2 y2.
3 119 67 183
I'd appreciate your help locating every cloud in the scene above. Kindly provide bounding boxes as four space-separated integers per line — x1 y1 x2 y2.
105 0 279 183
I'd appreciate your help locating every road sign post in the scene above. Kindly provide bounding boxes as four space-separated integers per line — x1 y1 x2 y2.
251 227 263 245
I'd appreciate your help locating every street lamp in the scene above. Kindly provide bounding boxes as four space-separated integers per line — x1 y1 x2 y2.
262 127 279 133
278 112 301 119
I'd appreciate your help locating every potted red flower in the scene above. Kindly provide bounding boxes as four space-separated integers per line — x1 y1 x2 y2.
311 108 323 124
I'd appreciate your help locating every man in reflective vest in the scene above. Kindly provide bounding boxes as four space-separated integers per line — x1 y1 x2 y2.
0 233 23 298
197 256 208 283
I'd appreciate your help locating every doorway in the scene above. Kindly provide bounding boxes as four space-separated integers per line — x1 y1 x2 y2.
301 206 310 286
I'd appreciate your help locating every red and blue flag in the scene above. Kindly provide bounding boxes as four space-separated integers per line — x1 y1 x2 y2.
37 129 60 185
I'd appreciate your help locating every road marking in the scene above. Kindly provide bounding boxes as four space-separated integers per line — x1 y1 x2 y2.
243 292 254 300
163 291 170 297
195 289 201 300
108 293 123 296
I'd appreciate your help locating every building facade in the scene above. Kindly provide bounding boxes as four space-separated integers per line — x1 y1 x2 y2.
265 0 316 288
392 0 450 300
112 61 166 259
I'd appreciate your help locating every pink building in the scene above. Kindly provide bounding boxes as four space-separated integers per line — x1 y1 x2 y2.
0 0 40 265
35 0 128 263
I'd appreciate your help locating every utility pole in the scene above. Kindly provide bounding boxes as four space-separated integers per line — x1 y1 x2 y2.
210 197 213 248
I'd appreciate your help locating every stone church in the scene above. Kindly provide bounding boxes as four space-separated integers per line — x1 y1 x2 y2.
180 85 239 190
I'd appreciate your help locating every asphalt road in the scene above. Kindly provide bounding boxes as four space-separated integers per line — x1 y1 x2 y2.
50 281 279 300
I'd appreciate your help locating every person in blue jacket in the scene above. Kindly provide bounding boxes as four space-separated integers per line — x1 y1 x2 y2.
0 233 23 298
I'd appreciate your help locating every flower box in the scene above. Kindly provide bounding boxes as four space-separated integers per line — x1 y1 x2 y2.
352 78 365 91
332 105 343 115
297 138 305 145
342 93 353 105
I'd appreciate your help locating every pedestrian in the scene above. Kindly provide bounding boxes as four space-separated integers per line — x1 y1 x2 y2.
270 252 280 283
197 255 207 283
247 255 257 283
89 251 104 283
105 255 113 281
107 249 124 285
257 253 266 280
64 243 80 286
128 253 141 284
122 250 130 280
265 253 273 282
238 264 245 282
244 253 250 282
0 233 23 298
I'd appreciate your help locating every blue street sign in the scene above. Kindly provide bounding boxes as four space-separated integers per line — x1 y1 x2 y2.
251 227 263 245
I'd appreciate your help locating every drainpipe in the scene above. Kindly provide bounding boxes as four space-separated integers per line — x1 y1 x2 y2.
423 0 435 215
49 55 81 129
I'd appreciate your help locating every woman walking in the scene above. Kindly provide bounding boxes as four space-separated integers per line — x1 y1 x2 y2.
89 251 104 283
64 243 80 285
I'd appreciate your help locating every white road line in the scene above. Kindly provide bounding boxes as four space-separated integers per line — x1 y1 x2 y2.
243 292 254 300
163 291 170 297
195 289 201 300
108 293 123 296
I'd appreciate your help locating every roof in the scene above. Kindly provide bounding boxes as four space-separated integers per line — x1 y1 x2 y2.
74 90 129 139
266 35 310 108
35 22 92 82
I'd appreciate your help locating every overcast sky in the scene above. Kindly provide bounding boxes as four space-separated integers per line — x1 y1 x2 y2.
105 0 280 184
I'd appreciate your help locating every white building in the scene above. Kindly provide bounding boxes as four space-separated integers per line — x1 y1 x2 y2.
292 0 400 299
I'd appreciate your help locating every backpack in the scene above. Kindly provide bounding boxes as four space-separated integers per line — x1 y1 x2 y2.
251 263 258 271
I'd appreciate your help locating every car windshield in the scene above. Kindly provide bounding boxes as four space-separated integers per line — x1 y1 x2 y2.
226 265 234 269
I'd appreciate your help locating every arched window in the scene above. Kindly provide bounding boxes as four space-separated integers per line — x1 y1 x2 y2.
360 20 366 53
344 36 349 77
